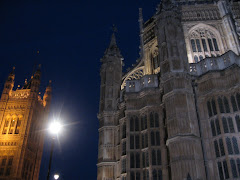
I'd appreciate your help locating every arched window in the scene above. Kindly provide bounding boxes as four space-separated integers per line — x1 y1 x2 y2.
232 137 239 154
199 55 203 61
202 39 208 52
150 113 154 128
230 159 238 178
218 97 225 113
224 97 230 113
226 137 233 155
231 95 238 112
194 55 199 63
208 38 214 51
152 150 156 165
187 173 192 180
191 39 197 52
155 113 159 127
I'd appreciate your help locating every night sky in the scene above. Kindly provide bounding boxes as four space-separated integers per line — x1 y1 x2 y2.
0 0 160 179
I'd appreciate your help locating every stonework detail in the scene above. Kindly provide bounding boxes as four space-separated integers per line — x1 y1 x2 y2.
0 67 51 180
97 0 240 180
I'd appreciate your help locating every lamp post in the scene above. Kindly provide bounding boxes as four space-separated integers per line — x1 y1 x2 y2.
47 121 61 180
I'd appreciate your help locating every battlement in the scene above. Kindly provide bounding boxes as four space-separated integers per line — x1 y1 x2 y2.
189 51 240 76
125 75 158 93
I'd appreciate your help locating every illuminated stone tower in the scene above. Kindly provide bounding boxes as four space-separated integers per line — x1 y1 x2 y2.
0 66 52 180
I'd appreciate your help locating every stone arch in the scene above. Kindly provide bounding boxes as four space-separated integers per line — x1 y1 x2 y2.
187 23 225 63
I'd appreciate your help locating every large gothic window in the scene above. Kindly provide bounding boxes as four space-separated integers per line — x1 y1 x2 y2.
189 28 221 63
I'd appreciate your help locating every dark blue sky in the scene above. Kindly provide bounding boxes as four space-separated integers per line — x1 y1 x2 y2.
0 0 160 179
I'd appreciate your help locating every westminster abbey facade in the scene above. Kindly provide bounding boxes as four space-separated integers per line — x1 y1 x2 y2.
97 0 240 180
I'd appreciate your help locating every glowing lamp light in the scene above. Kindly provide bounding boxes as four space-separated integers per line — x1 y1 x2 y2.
49 121 62 134
54 174 60 180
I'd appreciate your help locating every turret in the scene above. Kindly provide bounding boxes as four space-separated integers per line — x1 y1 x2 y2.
30 64 41 95
99 32 123 112
1 67 15 100
43 80 52 108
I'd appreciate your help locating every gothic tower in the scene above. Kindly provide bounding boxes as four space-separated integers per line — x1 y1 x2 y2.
97 33 123 180
155 0 206 179
0 66 52 180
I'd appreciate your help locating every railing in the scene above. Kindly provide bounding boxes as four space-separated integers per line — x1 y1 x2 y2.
125 75 158 93
189 51 240 76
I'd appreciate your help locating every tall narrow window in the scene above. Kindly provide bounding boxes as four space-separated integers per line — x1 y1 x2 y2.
152 150 156 165
207 101 213 117
212 99 217 115
157 150 161 165
219 138 225 156
237 159 240 176
218 97 225 113
122 123 126 139
15 120 21 134
151 132 155 146
146 151 149 167
156 131 160 146
130 153 135 168
150 113 154 128
130 135 134 149
208 39 214 51
191 39 197 52
213 38 219 51
228 117 235 133
214 140 220 157
130 118 134 132
142 152 145 168
196 39 202 52
142 134 144 149
235 115 240 132
226 137 233 154
230 159 238 178
224 97 230 113
144 115 147 129
231 96 238 112
202 39 208 52
135 117 139 131
136 153 140 168
222 117 229 133
136 172 140 180
145 133 148 147
232 137 239 154
122 141 126 156
236 93 240 110
215 118 221 135
223 160 229 179
199 55 203 61
135 135 140 149
153 169 157 180
155 113 159 127
194 56 199 63
211 120 216 136
141 116 144 131
130 172 135 180
218 162 224 180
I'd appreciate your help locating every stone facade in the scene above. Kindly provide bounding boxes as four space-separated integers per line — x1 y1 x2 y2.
0 66 51 180
97 0 240 180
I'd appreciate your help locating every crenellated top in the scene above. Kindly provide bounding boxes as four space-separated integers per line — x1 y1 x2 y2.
189 51 240 76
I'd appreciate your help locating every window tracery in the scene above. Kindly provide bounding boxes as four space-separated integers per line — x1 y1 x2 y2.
189 27 221 63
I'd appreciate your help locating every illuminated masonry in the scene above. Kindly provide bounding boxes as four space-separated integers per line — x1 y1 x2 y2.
97 0 240 180
0 66 51 180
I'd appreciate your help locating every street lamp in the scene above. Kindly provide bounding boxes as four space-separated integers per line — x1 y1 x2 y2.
47 121 62 180
54 174 60 180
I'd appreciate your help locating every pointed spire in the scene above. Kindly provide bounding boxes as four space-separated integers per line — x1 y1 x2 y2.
7 67 15 82
103 26 123 59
